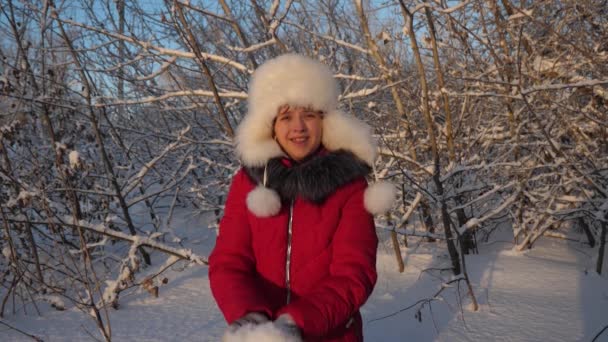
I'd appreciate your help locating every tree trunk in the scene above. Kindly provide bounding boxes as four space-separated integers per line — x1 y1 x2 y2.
354 0 438 243
578 217 596 247
597 221 606 275
399 0 460 275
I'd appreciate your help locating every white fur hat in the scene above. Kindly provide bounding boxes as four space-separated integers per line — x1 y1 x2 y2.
235 54 395 216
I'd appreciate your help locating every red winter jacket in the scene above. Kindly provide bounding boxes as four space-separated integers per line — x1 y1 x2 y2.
209 152 378 341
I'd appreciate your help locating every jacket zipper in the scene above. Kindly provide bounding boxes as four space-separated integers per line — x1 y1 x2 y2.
285 199 294 304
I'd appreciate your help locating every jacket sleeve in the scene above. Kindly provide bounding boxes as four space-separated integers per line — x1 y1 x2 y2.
208 169 274 323
276 178 378 337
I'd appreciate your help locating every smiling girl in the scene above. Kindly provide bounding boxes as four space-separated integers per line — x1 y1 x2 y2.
209 54 395 342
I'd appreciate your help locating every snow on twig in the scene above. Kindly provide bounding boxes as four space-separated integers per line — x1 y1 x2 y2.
96 89 247 107
136 56 178 81
450 181 517 213
7 214 208 311
445 90 521 99
378 147 433 176
198 156 235 171
127 160 197 208
341 85 380 99
516 216 556 251
54 17 249 73
283 20 371 55
101 242 183 307
437 0 473 14
225 38 277 53
124 126 191 196
411 0 472 14
459 190 521 234
340 78 407 99
447 79 608 100
520 78 608 95
402 192 423 225
334 73 383 81
101 241 140 307
508 9 533 20
440 161 526 182
174 1 232 23
268 0 293 35
55 217 208 265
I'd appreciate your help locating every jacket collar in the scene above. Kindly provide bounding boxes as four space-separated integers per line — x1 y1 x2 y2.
244 149 370 204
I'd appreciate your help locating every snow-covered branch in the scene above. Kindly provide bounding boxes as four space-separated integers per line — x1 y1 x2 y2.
283 21 371 55
450 181 517 213
341 85 380 99
53 17 250 73
12 218 208 265
136 56 178 81
458 190 521 234
95 89 248 107
124 126 191 196
225 38 277 53
520 79 608 95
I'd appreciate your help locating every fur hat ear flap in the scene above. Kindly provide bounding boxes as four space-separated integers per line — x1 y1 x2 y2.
364 181 397 215
246 185 282 217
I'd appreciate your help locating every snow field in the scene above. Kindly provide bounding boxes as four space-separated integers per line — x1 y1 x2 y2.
2 222 607 341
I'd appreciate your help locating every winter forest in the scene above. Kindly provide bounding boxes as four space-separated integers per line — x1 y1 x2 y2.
0 0 607 341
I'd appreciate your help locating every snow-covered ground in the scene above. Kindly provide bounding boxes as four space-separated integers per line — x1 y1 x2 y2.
2 214 608 341
366 231 608 341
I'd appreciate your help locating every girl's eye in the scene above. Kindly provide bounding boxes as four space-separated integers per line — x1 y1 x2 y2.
279 115 290 121
305 112 318 119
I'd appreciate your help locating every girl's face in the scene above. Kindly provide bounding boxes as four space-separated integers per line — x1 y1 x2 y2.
273 105 323 162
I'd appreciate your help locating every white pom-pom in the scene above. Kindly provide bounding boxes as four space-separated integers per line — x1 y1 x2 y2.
364 181 397 215
222 321 302 342
246 186 282 217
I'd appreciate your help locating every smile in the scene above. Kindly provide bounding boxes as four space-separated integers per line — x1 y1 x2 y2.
290 137 308 143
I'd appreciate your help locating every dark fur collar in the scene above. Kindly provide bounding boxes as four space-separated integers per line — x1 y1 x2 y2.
244 150 371 204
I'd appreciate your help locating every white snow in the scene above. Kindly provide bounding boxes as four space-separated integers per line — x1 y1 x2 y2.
364 229 608 341
2 246 11 260
341 85 381 100
41 295 66 311
222 322 302 342
2 217 607 342
68 150 81 169
7 190 37 208
508 9 533 21
54 142 67 153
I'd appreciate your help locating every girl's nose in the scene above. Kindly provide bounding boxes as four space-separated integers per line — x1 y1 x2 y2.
291 114 306 131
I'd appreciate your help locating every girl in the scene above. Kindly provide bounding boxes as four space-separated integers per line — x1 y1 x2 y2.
209 54 395 342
